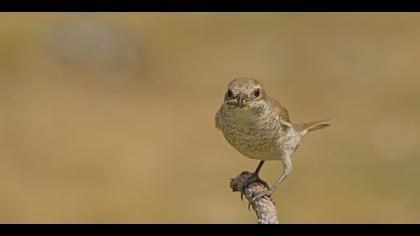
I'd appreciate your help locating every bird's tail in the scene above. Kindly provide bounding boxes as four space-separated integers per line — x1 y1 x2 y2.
297 119 331 134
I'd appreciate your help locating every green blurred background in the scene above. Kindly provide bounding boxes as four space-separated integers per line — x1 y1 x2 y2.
0 13 419 223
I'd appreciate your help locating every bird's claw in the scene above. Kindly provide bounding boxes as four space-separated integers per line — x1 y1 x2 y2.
239 173 267 200
247 190 273 210
239 173 269 203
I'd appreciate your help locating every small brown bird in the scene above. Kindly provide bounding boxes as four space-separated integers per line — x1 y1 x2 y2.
215 78 330 202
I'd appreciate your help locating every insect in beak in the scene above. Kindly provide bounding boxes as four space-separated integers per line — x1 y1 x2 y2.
237 93 245 108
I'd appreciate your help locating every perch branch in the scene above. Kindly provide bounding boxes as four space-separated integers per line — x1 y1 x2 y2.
230 171 279 224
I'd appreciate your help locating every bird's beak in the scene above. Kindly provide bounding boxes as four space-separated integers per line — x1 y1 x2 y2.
237 93 245 108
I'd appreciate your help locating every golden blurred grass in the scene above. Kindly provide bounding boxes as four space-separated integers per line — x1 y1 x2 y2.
0 13 419 223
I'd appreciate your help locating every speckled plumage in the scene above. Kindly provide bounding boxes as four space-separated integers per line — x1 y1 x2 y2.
215 78 305 162
215 78 330 200
216 95 300 161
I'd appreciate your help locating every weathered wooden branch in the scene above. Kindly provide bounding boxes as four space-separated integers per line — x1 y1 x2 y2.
230 171 279 224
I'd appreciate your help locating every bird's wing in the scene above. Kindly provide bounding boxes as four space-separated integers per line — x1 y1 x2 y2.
269 97 291 123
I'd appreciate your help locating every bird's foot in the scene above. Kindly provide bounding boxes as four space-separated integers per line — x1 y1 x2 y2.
248 189 274 210
240 173 269 201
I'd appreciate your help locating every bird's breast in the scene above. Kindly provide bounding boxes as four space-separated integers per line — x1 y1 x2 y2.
217 106 287 160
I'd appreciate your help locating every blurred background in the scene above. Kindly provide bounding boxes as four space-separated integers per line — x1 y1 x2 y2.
0 13 419 223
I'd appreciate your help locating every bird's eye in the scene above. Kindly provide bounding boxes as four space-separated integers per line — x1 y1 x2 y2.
254 88 261 97
227 89 234 98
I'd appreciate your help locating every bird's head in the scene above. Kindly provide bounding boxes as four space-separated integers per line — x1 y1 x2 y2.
223 77 268 111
